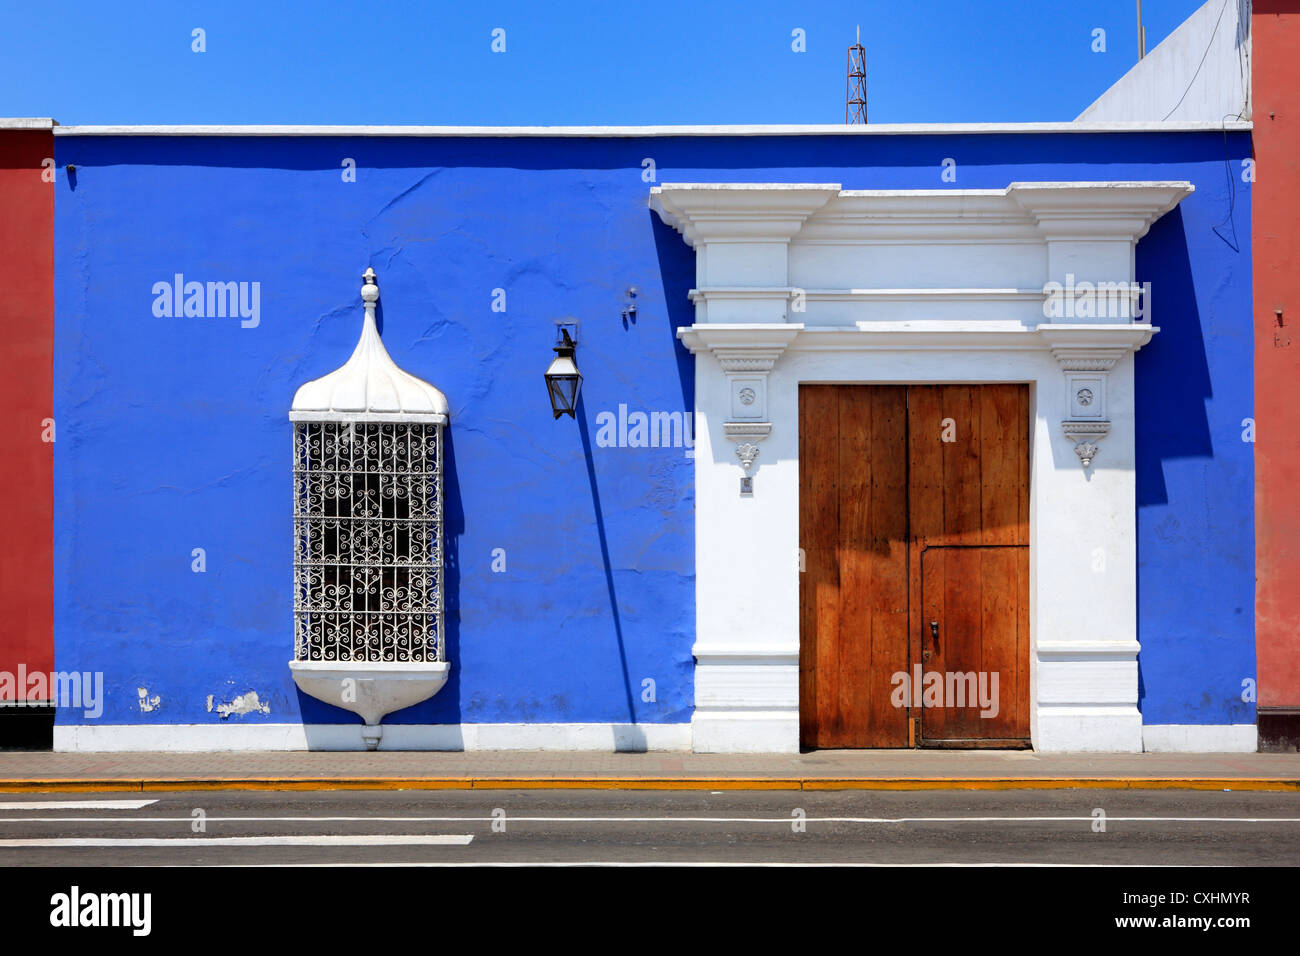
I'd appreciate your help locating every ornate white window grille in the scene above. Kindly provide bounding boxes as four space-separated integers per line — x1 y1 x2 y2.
290 269 449 664
293 421 443 662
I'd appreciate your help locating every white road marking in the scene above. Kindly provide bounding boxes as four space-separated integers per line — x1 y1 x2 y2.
0 814 1295 824
0 800 158 811
0 834 473 848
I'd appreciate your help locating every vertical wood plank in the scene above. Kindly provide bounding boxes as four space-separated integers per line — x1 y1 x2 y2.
799 385 839 749
979 547 1016 738
907 385 942 735
868 386 910 746
836 386 872 745
943 385 981 546
920 547 946 739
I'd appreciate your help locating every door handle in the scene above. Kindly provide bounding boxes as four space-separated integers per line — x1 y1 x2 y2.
929 620 940 649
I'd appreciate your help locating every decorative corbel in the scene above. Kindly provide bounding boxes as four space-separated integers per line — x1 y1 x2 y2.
1054 350 1119 469
715 347 781 437
676 326 800 493
715 348 782 493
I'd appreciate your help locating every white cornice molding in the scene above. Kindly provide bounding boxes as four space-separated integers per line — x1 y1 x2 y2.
1009 181 1195 241
650 184 840 246
681 322 1159 353
1039 323 1158 353
656 181 1194 250
676 324 803 356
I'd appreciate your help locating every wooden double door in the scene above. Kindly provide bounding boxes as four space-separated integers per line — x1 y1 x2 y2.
799 384 1030 749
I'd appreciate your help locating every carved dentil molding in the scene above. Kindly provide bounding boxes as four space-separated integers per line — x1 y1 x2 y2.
714 349 783 373
1055 355 1119 372
723 422 773 440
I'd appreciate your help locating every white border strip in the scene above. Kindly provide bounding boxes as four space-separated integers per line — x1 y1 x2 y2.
0 118 55 130
53 722 693 753
53 722 1258 753
1142 724 1258 753
52 121 1252 137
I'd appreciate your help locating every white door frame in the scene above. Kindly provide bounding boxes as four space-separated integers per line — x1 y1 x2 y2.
651 181 1192 753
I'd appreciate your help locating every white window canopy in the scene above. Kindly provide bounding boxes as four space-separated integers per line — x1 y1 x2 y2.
290 267 448 423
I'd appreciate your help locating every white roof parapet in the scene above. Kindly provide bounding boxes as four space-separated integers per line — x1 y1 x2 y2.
290 268 448 423
51 120 1250 137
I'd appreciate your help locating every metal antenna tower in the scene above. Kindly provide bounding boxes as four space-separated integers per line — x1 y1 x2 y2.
1137 0 1147 60
846 25 868 124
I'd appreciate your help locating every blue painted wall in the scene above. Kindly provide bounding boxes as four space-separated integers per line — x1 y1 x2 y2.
52 131 1253 730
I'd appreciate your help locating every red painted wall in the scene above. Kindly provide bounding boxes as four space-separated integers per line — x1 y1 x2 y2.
1254 3 1300 718
0 127 54 700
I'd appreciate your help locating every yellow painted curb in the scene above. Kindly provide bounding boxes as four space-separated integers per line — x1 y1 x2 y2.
0 776 1296 793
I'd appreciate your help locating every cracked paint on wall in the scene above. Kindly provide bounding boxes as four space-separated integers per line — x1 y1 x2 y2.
207 690 271 719
137 688 161 712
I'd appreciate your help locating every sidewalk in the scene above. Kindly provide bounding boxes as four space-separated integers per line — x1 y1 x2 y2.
1 749 1297 792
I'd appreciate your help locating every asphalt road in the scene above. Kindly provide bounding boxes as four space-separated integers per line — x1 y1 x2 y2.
0 787 1296 865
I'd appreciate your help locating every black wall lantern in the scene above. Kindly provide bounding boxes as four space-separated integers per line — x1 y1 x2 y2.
544 321 582 419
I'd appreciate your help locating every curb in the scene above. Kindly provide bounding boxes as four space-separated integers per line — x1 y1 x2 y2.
0 777 1297 793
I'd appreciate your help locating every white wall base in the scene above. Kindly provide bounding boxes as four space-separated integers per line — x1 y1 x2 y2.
53 721 1260 754
691 646 800 753
53 722 692 753
1035 706 1144 752
1142 724 1258 753
691 712 800 754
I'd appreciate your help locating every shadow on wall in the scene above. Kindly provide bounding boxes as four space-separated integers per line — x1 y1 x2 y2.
1135 206 1213 508
575 392 637 724
1133 204 1242 722
650 210 697 416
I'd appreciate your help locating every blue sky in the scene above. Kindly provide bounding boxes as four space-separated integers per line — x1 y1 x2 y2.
2 0 1208 125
